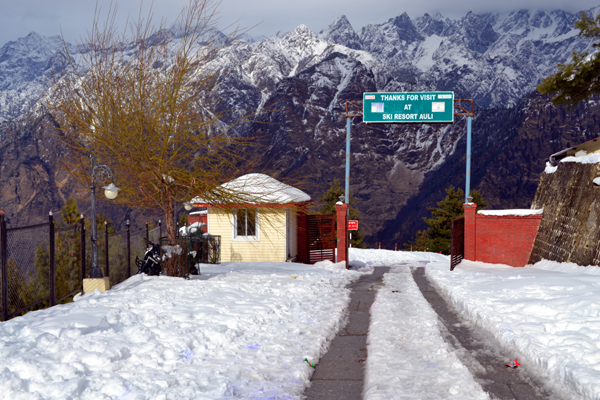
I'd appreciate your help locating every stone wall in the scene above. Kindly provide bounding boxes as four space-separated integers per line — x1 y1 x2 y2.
529 162 600 266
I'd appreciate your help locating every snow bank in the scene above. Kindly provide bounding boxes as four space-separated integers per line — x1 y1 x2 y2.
349 248 449 268
526 259 600 276
0 262 365 399
364 265 489 400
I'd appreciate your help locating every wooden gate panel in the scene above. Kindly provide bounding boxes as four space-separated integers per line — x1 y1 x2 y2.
308 214 336 264
451 217 464 271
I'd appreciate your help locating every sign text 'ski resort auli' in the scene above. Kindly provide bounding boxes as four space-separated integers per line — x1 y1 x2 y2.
363 92 454 123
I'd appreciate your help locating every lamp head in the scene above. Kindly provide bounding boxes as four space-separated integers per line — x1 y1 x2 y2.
102 183 120 200
184 202 193 211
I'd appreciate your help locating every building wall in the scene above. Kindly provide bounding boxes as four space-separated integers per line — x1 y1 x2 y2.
474 214 543 267
530 162 600 265
208 208 288 262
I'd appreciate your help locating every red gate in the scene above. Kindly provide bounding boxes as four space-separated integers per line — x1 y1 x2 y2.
307 214 336 264
450 217 464 271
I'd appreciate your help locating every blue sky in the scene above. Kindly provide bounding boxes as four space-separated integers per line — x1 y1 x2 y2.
0 0 599 46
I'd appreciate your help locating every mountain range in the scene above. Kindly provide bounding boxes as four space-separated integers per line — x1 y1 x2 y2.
0 7 599 247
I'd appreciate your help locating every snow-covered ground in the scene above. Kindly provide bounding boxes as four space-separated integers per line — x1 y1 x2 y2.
426 259 600 400
357 249 600 400
0 262 367 399
1 249 600 399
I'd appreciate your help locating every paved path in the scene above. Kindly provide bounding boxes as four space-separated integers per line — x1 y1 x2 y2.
303 267 390 400
304 265 567 400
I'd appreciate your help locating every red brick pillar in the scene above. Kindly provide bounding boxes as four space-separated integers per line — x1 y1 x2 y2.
336 202 349 269
463 203 477 261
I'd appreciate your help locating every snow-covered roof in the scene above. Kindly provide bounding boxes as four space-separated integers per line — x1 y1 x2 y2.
191 173 311 205
548 136 600 166
477 209 543 216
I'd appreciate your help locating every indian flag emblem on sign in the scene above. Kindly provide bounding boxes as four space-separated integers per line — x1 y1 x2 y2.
371 103 384 113
432 102 445 112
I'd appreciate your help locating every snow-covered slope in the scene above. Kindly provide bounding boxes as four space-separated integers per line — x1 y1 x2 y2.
0 32 74 123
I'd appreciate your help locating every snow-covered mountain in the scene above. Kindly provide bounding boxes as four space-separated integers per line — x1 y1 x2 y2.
3 8 594 123
1 7 599 245
0 32 73 123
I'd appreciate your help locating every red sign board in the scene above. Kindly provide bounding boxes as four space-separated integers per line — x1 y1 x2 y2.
348 220 358 230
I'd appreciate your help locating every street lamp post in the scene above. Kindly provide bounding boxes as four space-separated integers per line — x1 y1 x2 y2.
88 155 120 279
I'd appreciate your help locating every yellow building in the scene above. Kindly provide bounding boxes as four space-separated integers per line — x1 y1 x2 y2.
191 174 311 262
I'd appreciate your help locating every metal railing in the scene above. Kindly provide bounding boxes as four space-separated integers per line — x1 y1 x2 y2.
0 212 219 322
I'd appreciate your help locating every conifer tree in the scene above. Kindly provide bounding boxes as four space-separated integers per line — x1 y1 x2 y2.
405 186 487 254
318 179 365 248
538 12 600 107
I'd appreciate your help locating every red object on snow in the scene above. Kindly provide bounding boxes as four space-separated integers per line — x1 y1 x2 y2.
505 359 520 368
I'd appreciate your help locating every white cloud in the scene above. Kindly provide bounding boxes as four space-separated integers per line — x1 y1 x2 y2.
0 0 599 46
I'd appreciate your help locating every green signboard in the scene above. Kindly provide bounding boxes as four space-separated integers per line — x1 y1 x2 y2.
362 92 455 124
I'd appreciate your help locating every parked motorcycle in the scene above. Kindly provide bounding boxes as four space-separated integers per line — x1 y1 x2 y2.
135 240 162 276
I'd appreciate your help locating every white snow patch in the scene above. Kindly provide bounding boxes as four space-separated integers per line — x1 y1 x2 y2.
545 161 558 174
561 153 600 164
415 35 444 70
477 209 543 216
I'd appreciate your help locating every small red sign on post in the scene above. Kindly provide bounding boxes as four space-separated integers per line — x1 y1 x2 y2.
348 220 358 230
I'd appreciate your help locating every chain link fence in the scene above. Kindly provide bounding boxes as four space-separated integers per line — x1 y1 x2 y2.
6 222 51 317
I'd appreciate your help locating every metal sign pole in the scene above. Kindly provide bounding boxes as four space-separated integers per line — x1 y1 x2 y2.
465 116 472 202
345 117 351 211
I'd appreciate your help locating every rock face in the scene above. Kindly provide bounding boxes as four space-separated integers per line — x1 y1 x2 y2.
1 8 600 245
0 115 159 230
530 161 600 266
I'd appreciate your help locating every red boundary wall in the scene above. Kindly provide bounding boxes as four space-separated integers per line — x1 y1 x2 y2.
463 203 542 267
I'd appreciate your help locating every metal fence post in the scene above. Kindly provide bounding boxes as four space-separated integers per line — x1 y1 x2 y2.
49 211 56 307
126 220 131 278
158 220 162 273
145 221 149 244
80 214 85 289
104 220 109 278
1 209 8 321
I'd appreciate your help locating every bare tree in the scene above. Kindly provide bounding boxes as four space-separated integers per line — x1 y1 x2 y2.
44 0 268 274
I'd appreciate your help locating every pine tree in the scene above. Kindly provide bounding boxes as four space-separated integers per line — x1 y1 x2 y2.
405 186 487 254
318 179 365 248
538 12 600 107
